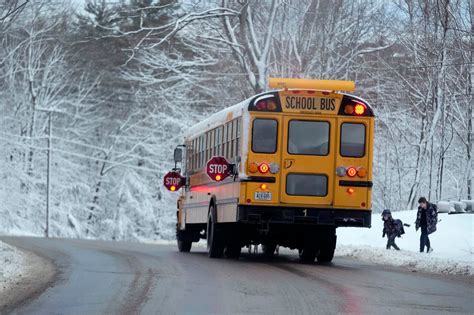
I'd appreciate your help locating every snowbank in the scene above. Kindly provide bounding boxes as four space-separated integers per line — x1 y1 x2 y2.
0 240 28 292
337 210 474 275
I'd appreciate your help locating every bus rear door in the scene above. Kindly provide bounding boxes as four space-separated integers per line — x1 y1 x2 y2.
280 116 336 205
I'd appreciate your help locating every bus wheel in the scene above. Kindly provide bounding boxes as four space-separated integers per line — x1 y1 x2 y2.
177 239 192 252
176 227 192 252
207 207 224 258
317 234 337 263
224 244 241 259
262 243 277 258
298 246 317 263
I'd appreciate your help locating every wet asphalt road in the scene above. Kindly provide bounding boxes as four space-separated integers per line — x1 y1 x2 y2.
1 236 472 315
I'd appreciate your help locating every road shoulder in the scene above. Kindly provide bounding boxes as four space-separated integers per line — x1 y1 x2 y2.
0 239 57 312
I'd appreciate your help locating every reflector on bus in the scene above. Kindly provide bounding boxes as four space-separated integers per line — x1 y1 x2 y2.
269 77 355 92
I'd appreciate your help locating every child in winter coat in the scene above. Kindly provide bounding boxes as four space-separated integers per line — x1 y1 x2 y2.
382 209 401 250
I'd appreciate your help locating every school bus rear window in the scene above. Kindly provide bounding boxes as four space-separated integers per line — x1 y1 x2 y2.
252 119 277 153
288 120 329 155
340 123 366 157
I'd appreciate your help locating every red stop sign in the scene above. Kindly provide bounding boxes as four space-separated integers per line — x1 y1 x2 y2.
206 156 231 182
163 171 185 191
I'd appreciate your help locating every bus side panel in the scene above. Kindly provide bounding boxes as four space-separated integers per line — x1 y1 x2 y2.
215 181 240 223
183 179 241 224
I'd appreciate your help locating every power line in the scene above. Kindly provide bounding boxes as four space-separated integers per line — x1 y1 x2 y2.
0 137 164 174
0 130 174 168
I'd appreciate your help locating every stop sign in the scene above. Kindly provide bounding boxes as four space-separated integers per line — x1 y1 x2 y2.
163 171 185 191
206 156 231 182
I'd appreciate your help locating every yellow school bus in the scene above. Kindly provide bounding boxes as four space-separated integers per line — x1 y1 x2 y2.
165 78 374 262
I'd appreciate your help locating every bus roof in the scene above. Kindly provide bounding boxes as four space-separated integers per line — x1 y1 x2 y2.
183 89 374 139
183 97 251 139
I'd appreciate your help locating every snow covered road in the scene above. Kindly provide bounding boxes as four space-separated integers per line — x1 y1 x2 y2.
1 236 472 314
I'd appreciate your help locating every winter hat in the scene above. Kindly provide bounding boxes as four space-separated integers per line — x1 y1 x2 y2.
381 209 391 216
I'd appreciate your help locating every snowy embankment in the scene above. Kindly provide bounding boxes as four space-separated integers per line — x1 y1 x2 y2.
336 210 474 275
0 240 28 292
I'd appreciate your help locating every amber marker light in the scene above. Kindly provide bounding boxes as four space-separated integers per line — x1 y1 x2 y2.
344 105 354 115
267 101 277 111
170 185 176 192
249 162 259 173
357 167 367 178
260 184 267 190
354 103 366 115
347 187 355 194
215 174 222 181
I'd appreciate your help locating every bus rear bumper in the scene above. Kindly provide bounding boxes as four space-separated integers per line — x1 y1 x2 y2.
237 205 371 228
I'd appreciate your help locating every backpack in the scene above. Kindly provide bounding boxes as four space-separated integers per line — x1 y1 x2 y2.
394 219 405 237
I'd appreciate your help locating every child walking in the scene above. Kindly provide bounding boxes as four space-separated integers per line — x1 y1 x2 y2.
382 209 401 250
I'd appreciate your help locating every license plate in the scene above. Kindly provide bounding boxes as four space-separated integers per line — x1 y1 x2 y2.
255 191 272 201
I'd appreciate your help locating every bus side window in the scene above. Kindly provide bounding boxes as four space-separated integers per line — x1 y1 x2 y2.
227 122 232 159
223 123 227 159
236 118 241 157
340 123 366 157
200 135 204 168
230 120 235 159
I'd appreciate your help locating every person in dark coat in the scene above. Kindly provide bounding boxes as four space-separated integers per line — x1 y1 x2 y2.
382 209 400 250
415 197 438 253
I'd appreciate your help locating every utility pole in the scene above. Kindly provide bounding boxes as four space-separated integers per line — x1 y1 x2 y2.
45 110 52 238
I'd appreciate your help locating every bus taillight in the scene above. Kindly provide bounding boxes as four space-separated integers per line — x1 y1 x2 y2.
258 162 269 174
346 167 357 177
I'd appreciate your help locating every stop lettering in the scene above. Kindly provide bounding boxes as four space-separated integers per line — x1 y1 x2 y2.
163 171 185 191
206 156 231 181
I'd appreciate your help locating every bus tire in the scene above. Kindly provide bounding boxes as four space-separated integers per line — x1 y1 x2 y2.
298 247 317 263
176 226 192 252
317 234 337 263
207 206 224 258
262 243 277 258
224 244 241 259
177 239 192 252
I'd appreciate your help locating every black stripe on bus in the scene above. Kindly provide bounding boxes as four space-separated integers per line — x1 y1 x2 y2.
339 180 373 188
240 176 276 183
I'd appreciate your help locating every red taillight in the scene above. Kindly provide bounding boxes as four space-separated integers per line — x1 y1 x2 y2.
258 162 269 174
256 100 267 110
354 103 366 115
346 167 357 177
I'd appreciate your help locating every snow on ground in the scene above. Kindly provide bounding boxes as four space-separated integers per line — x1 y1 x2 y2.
337 210 474 275
0 240 28 292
